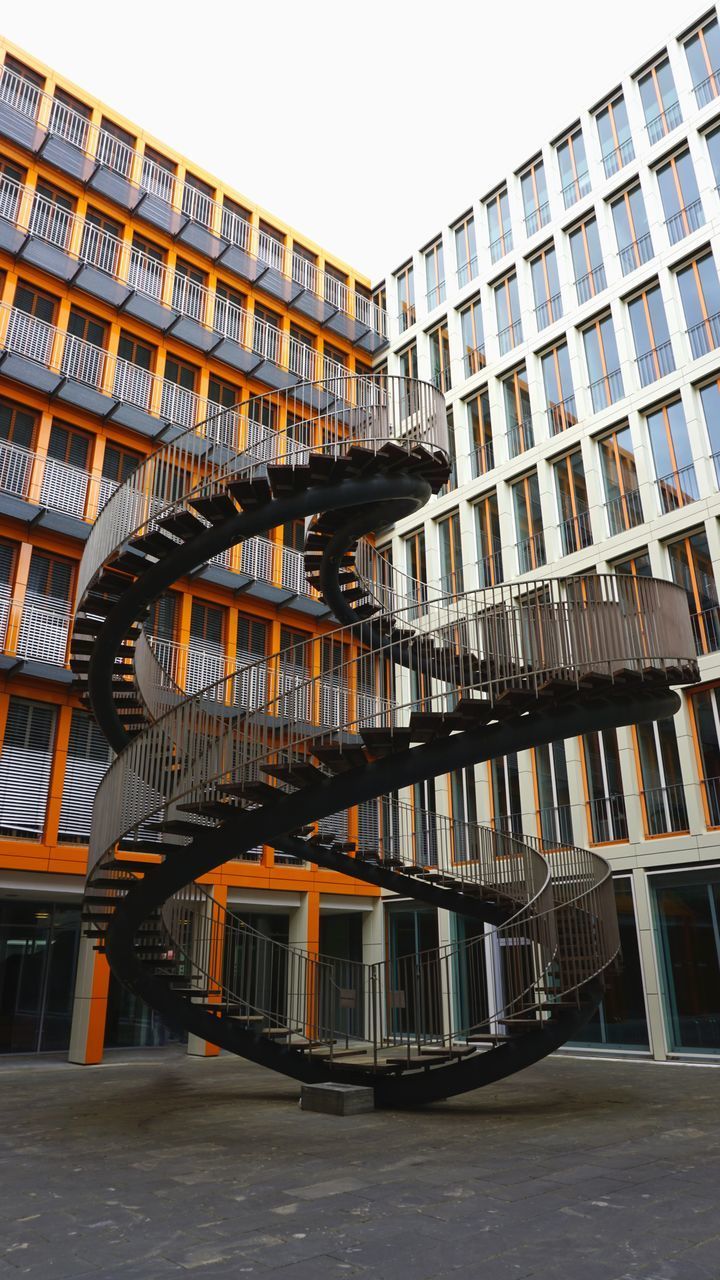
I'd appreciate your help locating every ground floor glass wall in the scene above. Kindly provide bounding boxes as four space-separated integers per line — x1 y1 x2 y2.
571 877 650 1051
0 899 80 1053
652 867 720 1054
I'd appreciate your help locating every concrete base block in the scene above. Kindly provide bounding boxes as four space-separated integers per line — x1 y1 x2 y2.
300 1082 375 1115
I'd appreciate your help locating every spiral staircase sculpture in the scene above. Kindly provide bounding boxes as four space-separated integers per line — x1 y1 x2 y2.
72 374 699 1106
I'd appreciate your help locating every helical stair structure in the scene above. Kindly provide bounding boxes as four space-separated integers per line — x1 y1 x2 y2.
72 373 700 1106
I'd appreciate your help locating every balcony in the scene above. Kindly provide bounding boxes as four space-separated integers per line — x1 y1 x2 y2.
498 318 523 356
535 293 562 330
690 604 720 656
588 368 623 413
645 100 682 145
574 264 606 306
559 508 593 556
561 171 591 210
618 234 654 276
547 394 578 436
463 346 485 378
641 782 689 836
524 202 550 238
537 804 574 850
517 529 546 575
635 340 675 387
588 792 628 843
489 232 512 265
477 548 504 588
601 137 635 179
0 66 388 343
398 304 416 334
692 67 720 108
426 282 446 311
656 463 699 514
507 417 534 459
687 312 720 359
605 487 643 537
15 591 71 666
665 199 704 246
456 257 478 289
470 439 495 479
431 365 451 394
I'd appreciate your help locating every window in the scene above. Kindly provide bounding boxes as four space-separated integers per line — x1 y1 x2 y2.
287 323 316 381
45 420 92 511
454 214 477 287
676 252 720 358
634 718 688 836
595 94 634 177
656 150 703 245
161 354 198 430
467 389 494 477
128 233 165 300
520 157 549 236
485 187 512 263
541 342 577 435
0 698 56 838
503 365 533 457
555 450 592 555
398 342 418 383
684 15 720 107
512 471 545 573
530 242 562 328
690 686 720 824
534 741 573 847
220 196 252 249
666 529 719 655
424 240 445 310
96 117 135 177
637 57 681 143
323 342 346 382
181 172 214 228
1 56 44 121
428 322 450 392
324 263 347 310
610 186 653 276
404 528 428 616
0 399 36 497
18 551 73 664
213 280 247 344
9 281 57 364
49 87 91 149
647 400 698 513
705 121 720 188
235 614 268 710
62 307 107 387
494 272 522 355
114 331 154 408
30 178 74 251
207 375 240 443
557 127 590 209
599 424 642 536
140 145 176 204
459 297 484 376
437 510 463 597
395 262 415 332
475 492 503 587
100 441 141 506
292 241 317 292
172 258 206 323
80 206 122 275
628 283 674 386
569 215 606 304
0 154 23 223
699 377 720 484
490 755 522 837
252 303 282 363
613 547 652 579
450 767 480 861
187 599 226 693
58 709 113 844
583 314 623 411
582 728 628 843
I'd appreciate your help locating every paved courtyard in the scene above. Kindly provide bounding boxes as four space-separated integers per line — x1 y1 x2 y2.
0 1048 718 1279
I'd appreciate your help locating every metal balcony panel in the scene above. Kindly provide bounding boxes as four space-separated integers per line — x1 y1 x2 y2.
356 328 388 355
254 264 304 307
37 506 91 540
0 221 24 256
73 264 132 309
292 382 334 412
18 236 76 283
216 243 263 284
133 191 181 236
106 401 164 437
167 315 217 353
323 311 356 342
37 133 94 183
0 101 42 150
122 291 176 331
0 490 41 523
240 579 294 605
0 351 63 395
86 165 138 210
198 562 248 592
250 359 297 391
289 594 329 618
17 658 73 684
291 291 337 326
54 378 117 418
209 336 263 375
176 219 223 260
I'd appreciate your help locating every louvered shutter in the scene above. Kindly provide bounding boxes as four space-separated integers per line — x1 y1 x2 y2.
0 698 55 836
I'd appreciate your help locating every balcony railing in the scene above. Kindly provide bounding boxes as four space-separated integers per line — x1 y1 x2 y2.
547 394 578 436
656 463 699 514
692 67 720 108
588 792 628 843
635 340 675 387
641 782 689 836
702 775 720 826
645 100 682 145
507 417 534 458
431 365 452 394
535 293 562 329
618 233 654 276
456 257 478 288
463 345 486 378
0 66 387 338
524 202 550 237
470 439 495 479
665 199 704 246
588 368 623 413
605 486 643 537
690 604 720 656
15 591 71 665
561 171 591 210
601 137 635 179
537 804 574 850
559 508 593 556
517 529 546 575
477 548 504 588
687 311 720 359
426 282 446 311
574 264 606 306
498 318 523 356
398 304 416 334
489 232 513 264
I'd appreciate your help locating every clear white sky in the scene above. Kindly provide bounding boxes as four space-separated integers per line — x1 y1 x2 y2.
1 0 706 280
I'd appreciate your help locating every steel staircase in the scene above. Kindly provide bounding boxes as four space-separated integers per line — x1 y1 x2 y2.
72 374 699 1105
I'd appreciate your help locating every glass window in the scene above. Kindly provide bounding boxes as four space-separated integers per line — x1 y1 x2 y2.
395 262 415 332
520 157 550 236
611 186 653 276
684 16 720 107
628 283 674 386
172 257 206 323
220 196 252 249
530 243 562 328
467 389 493 478
404 528 428 618
494 273 522 355
554 450 592 555
572 877 649 1049
96 117 135 177
666 529 719 656
512 471 545 573
534 741 573 847
424 240 445 310
0 698 56 838
582 728 628 843
58 709 113 845
699 377 720 485
49 87 91 149
485 188 512 263
646 401 698 513
676 252 720 358
599 424 642 536
557 128 591 209
569 216 605 304
638 57 681 143
541 342 577 435
454 214 477 287
652 869 720 1053
705 122 720 188
140 145 176 203
490 754 522 837
460 298 484 377
690 687 720 825
656 150 703 245
398 342 418 383
428 322 451 393
596 95 634 177
181 172 214 228
614 548 652 579
503 365 533 457
634 718 688 836
437 510 464 597
29 178 75 250
583 314 623 412
475 491 503 587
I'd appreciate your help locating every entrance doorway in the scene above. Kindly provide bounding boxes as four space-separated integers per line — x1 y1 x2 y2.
0 899 80 1053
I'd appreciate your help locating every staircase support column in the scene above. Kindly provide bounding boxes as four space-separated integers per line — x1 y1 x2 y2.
68 938 110 1064
187 884 227 1058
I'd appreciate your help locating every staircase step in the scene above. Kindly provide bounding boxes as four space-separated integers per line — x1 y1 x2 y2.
360 727 412 756
158 510 208 540
262 762 327 787
189 492 239 524
217 780 278 803
129 529 178 559
309 741 367 771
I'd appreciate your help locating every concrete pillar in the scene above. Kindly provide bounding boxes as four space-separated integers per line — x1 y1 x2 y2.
68 938 110 1064
631 867 668 1061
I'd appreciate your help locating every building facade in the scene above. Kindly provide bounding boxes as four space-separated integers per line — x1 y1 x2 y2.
2 9 720 1068
375 7 720 1062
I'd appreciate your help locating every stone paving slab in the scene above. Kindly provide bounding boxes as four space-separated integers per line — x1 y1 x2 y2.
0 1048 718 1278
